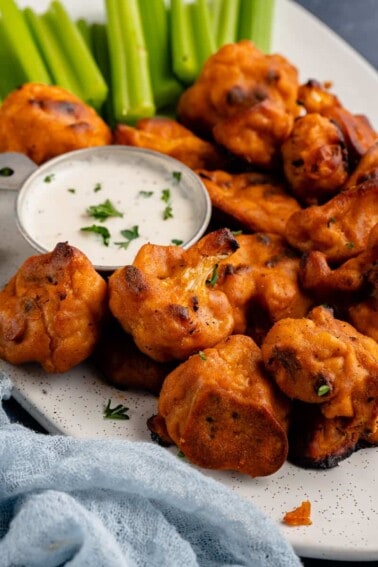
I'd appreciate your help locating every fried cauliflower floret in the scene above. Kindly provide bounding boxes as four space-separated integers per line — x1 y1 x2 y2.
285 178 378 262
281 113 349 204
213 98 294 169
148 334 291 477
113 117 224 170
262 306 378 413
0 243 108 373
0 83 111 164
94 320 175 395
178 40 300 145
344 140 378 189
108 228 239 362
215 233 312 336
296 79 341 114
197 170 301 237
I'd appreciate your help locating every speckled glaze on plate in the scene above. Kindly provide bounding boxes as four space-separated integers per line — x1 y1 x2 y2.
1 0 378 561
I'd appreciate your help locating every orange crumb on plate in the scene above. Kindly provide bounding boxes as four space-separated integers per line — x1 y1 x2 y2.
282 500 312 526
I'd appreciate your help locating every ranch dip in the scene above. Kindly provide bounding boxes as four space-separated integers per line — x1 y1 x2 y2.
16 146 211 270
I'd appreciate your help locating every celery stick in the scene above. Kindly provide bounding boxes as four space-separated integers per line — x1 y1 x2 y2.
170 0 198 85
0 18 25 99
117 0 155 122
138 0 183 110
0 0 51 83
238 0 275 52
105 0 129 123
213 0 240 48
46 0 108 110
24 8 82 97
91 22 114 126
191 0 216 70
76 18 93 51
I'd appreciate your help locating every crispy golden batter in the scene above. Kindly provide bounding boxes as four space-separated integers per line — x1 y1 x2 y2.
94 320 175 395
197 169 301 237
0 83 111 164
281 113 349 204
148 334 291 477
108 229 239 362
285 178 378 262
213 99 294 169
113 117 224 170
296 79 341 114
282 500 312 526
178 40 300 140
262 306 378 413
215 233 312 336
344 140 378 189
0 243 107 373
349 300 378 344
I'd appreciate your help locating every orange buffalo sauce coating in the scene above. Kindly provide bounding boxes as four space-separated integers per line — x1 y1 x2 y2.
282 500 312 526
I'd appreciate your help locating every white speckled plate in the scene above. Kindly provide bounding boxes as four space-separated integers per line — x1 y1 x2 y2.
1 0 378 561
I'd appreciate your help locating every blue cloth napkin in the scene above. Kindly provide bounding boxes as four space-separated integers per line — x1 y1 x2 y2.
0 375 301 567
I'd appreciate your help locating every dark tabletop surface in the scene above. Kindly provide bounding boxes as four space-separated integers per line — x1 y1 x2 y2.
3 1 378 566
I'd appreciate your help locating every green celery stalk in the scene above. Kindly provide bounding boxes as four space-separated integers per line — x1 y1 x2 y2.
0 18 26 99
90 22 114 126
105 0 130 123
138 0 183 110
0 0 51 83
24 7 82 96
117 0 155 122
213 0 240 48
191 0 216 70
76 18 93 51
46 0 108 110
170 0 198 85
238 0 275 53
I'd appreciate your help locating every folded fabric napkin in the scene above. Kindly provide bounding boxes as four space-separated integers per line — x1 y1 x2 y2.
0 375 301 567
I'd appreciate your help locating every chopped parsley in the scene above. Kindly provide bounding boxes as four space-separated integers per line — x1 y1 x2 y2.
103 399 130 420
172 171 182 182
177 449 186 458
317 384 330 397
163 205 173 220
161 188 171 203
86 199 123 222
206 264 219 287
198 351 207 361
80 224 111 246
115 225 140 249
171 239 183 246
0 166 13 177
345 242 355 249
67 188 76 193
94 182 102 192
161 189 173 219
139 190 154 198
44 174 54 183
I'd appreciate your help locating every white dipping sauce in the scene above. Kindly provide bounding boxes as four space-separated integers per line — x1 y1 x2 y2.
17 146 211 270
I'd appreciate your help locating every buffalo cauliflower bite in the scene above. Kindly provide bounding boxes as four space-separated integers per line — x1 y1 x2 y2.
261 306 378 467
197 169 301 237
178 41 299 168
0 82 111 164
148 334 291 477
0 242 108 373
281 113 349 204
114 117 224 170
215 233 312 337
108 228 239 362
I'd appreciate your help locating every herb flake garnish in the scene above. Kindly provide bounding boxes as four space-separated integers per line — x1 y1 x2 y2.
317 384 330 397
86 199 123 222
171 239 183 246
44 174 54 183
115 225 140 249
198 351 207 361
94 182 102 192
345 242 355 249
206 264 219 287
68 188 76 193
139 190 153 198
80 224 111 246
103 399 130 420
177 449 186 458
0 166 13 177
163 205 173 220
172 171 182 182
161 188 171 203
